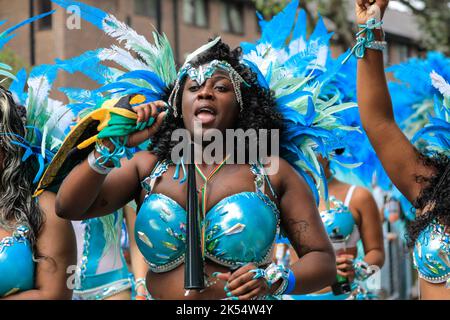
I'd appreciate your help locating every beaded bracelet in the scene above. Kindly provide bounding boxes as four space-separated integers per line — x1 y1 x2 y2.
342 18 386 64
134 277 151 300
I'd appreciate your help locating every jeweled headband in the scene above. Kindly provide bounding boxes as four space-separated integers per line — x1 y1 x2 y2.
168 37 250 117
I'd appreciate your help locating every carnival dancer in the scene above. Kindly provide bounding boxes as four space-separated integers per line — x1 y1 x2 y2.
71 203 149 300
0 11 78 298
353 0 450 299
37 0 367 300
286 151 384 300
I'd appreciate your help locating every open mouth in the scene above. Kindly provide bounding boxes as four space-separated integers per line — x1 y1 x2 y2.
194 106 217 124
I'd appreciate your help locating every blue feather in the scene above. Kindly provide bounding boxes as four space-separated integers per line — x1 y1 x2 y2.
9 68 28 105
258 0 299 48
55 49 113 85
276 90 311 107
291 9 307 41
116 70 166 93
0 10 55 37
243 59 269 88
51 0 107 29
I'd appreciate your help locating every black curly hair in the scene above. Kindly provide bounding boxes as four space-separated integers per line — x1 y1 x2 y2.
406 152 450 248
148 39 284 162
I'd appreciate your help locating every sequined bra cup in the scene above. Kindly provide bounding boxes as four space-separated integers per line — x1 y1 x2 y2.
320 186 360 247
135 161 280 273
0 225 35 297
413 221 450 285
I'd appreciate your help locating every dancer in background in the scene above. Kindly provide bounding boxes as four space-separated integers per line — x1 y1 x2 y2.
0 12 77 299
355 0 450 299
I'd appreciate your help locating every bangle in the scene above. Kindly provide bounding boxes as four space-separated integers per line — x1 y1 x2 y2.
283 269 296 295
88 151 113 175
250 263 293 296
365 40 387 51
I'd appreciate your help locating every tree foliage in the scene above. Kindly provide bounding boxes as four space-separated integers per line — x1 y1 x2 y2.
394 0 449 54
0 48 29 87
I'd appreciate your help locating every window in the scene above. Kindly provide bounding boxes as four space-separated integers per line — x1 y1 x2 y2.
220 1 244 34
134 0 158 18
38 0 52 30
398 44 409 62
183 0 208 28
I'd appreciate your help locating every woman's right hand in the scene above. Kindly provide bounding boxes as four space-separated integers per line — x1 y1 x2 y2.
126 100 167 147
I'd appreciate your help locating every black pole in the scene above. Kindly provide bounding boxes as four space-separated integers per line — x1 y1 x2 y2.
29 0 35 66
156 0 162 33
184 142 205 290
172 0 180 66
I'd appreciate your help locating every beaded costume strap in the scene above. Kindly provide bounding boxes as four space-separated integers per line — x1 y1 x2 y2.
141 161 170 193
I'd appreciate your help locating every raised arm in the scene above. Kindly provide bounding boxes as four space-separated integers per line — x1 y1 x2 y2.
355 0 434 203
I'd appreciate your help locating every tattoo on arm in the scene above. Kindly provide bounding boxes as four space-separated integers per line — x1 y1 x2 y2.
285 218 311 256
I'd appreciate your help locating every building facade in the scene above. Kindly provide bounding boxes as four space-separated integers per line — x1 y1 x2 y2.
0 0 424 100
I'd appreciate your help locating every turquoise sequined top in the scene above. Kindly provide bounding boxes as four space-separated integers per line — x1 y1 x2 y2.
0 225 35 297
320 186 360 248
134 162 280 273
413 221 450 285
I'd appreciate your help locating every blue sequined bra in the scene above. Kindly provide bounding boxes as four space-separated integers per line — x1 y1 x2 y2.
0 225 35 297
134 161 280 273
413 221 450 286
320 186 360 248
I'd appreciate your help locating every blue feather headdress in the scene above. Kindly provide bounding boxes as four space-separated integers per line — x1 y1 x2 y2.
388 52 450 140
411 71 450 157
242 0 362 202
320 54 392 191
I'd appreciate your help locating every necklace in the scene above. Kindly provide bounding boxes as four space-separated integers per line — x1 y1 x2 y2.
194 155 230 253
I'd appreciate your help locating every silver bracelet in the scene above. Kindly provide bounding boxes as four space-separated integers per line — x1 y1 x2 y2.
87 151 113 175
366 40 387 51
250 263 290 296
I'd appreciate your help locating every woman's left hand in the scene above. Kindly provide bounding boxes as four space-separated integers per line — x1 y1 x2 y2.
355 0 389 25
215 263 275 300
336 254 356 282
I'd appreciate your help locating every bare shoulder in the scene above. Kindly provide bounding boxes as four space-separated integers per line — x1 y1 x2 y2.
37 191 73 229
352 186 376 204
262 155 310 196
350 186 379 222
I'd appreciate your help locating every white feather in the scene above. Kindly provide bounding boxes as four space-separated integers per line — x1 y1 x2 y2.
99 46 149 72
102 15 155 65
182 36 221 68
430 71 450 97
